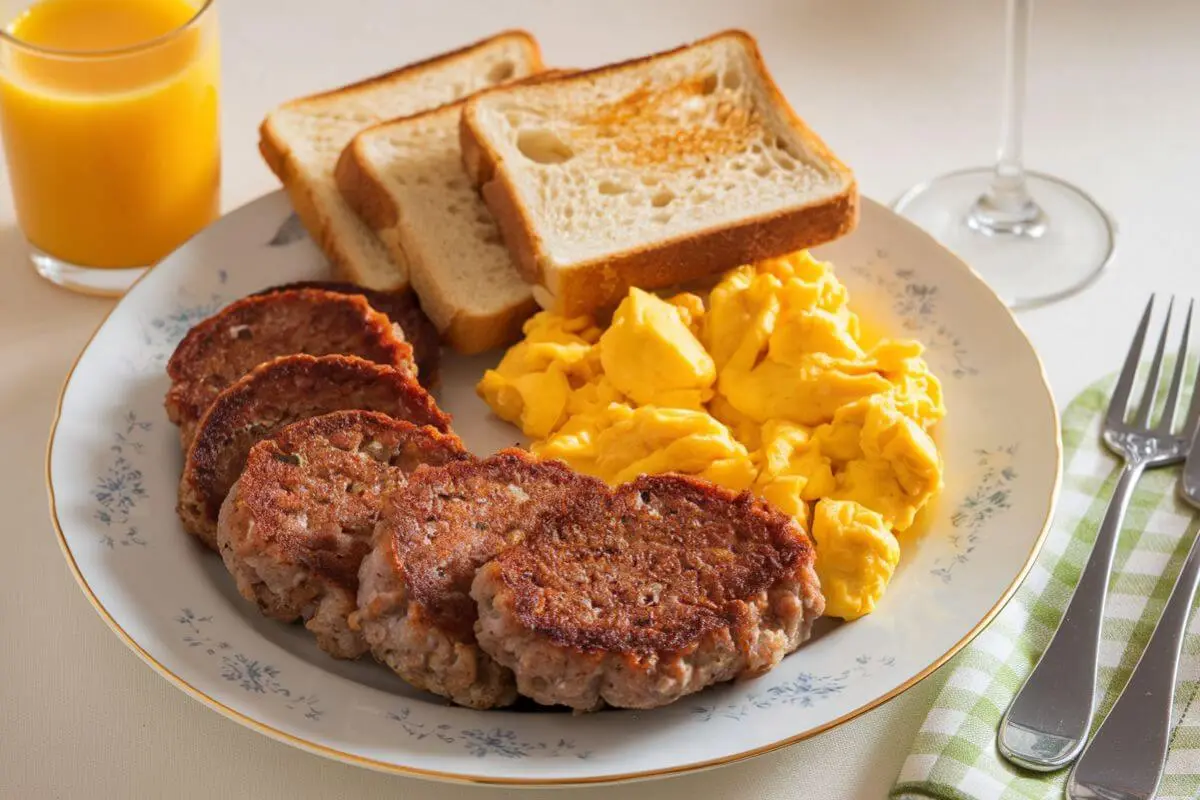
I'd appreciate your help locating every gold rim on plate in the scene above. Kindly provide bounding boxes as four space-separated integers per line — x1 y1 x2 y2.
43 193 1063 786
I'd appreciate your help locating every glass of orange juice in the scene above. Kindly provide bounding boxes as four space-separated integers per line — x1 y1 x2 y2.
0 0 219 295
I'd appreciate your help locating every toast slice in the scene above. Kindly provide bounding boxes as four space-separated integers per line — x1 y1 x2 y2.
259 31 543 291
337 100 538 354
460 30 858 316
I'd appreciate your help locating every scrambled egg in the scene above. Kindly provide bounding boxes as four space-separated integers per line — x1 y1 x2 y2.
811 500 900 620
477 251 945 621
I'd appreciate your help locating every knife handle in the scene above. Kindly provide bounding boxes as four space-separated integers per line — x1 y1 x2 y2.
998 461 1144 771
1066 526 1200 800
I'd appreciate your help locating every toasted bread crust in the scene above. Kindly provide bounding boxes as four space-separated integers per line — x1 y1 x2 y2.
334 137 401 231
165 289 415 447
536 188 858 315
454 68 579 186
335 101 542 355
249 281 442 386
458 104 494 188
266 30 541 114
441 298 541 355
179 354 451 549
460 29 859 316
259 133 402 289
258 30 544 292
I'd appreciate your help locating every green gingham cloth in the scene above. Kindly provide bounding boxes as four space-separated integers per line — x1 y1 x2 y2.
891 373 1200 800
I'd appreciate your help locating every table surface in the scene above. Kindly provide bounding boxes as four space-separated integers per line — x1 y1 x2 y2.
6 1 1200 797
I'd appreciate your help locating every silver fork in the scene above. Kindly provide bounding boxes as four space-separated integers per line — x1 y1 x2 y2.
998 295 1197 772
1067 388 1200 799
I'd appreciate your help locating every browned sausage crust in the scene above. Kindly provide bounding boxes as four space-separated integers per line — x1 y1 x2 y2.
217 410 469 659
165 289 416 448
250 281 441 388
355 450 824 710
179 354 451 549
354 453 579 709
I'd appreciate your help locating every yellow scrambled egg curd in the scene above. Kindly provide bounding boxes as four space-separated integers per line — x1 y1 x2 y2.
476 251 945 620
536 404 756 490
599 287 716 410
475 313 603 438
811 500 901 620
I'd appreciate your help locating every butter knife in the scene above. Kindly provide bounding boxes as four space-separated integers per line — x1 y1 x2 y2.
1066 438 1200 800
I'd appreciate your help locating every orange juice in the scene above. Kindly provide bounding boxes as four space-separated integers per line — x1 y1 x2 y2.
0 0 219 269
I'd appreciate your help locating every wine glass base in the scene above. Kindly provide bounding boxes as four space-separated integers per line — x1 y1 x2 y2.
31 245 146 297
892 168 1116 310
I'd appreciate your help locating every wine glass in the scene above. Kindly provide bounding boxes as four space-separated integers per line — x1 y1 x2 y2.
892 0 1115 310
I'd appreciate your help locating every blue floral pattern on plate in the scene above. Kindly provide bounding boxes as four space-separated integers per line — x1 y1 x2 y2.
177 609 324 721
94 411 151 549
692 655 896 721
387 709 592 760
846 249 977 378
382 653 894 758
136 270 229 366
931 445 1019 582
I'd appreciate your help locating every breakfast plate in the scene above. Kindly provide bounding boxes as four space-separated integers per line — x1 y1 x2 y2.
46 190 1060 785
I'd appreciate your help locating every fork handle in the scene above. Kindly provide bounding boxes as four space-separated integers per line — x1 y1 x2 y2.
1066 521 1200 800
998 461 1145 771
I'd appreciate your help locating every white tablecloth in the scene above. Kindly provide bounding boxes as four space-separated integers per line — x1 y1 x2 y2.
5 1 1199 797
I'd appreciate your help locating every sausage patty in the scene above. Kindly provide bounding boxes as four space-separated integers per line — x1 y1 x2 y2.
472 467 824 710
355 450 824 710
216 411 468 658
352 454 583 709
251 281 441 388
165 289 416 448
178 354 451 549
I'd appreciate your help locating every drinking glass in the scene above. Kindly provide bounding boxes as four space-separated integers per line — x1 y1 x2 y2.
0 0 220 296
892 0 1115 310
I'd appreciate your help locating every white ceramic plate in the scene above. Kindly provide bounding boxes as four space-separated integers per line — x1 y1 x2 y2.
47 191 1060 785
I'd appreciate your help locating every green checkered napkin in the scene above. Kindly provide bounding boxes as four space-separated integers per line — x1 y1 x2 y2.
891 372 1200 800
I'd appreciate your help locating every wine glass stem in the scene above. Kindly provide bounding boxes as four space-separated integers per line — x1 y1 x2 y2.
967 0 1047 237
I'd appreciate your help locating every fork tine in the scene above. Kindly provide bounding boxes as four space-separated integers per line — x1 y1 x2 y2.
1182 306 1200 441
1132 297 1174 428
1159 299 1192 432
1108 296 1155 428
